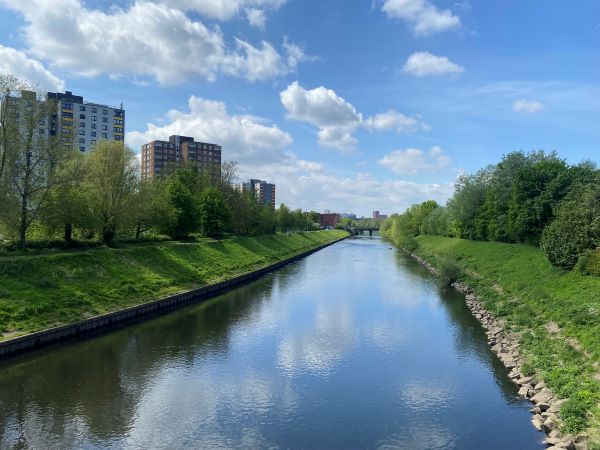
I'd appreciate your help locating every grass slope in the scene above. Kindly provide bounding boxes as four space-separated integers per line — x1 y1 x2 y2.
415 235 600 444
0 230 347 340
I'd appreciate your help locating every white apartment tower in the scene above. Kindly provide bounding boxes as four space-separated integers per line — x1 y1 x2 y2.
46 91 125 152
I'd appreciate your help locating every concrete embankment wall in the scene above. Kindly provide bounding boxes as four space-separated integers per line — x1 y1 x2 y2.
0 235 348 359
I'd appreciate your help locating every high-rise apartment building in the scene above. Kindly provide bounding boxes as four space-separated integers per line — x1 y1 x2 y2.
141 135 222 180
240 179 276 209
4 90 125 152
47 91 124 152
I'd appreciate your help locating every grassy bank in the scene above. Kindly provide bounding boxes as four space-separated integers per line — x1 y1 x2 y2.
412 235 600 444
0 230 347 340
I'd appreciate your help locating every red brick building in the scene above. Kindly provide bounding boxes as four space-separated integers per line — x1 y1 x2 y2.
318 213 341 228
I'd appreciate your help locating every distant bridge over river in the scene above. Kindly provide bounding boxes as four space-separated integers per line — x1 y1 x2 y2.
350 227 379 237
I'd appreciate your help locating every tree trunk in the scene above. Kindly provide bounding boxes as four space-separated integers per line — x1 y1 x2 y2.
102 224 115 243
135 222 141 240
64 223 73 246
19 194 27 249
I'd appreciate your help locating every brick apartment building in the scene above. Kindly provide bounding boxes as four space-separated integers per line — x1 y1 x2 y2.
141 135 221 181
318 213 341 228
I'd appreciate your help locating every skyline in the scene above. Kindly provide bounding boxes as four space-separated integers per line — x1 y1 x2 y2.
0 0 598 216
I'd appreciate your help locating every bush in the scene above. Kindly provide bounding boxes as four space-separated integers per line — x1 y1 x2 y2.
540 181 600 269
400 234 419 252
437 257 461 286
575 248 600 276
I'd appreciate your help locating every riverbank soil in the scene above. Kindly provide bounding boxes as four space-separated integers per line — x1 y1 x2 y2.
413 235 600 448
0 231 347 341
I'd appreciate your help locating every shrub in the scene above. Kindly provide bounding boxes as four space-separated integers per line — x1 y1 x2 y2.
437 257 461 286
575 248 600 276
540 181 600 269
400 234 419 252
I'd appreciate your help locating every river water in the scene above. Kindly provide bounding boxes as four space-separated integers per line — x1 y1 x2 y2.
0 236 544 449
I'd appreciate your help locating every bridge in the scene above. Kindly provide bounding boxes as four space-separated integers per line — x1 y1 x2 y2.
349 227 379 237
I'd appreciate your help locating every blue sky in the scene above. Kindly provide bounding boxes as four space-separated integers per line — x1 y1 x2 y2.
0 0 598 216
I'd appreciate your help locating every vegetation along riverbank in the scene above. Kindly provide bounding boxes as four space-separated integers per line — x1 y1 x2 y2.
0 230 347 342
381 150 600 449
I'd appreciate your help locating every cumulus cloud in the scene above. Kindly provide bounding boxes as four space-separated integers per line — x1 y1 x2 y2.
280 81 428 152
381 0 461 36
127 96 294 167
378 146 450 174
403 52 464 76
0 45 64 91
512 98 544 114
1 0 307 84
364 110 430 133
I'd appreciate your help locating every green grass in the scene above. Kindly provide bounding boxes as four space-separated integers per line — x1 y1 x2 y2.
414 235 600 442
0 230 347 340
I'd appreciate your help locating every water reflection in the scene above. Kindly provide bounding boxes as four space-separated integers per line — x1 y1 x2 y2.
0 237 543 449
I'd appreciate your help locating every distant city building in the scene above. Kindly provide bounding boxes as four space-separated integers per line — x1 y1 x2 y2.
141 135 221 181
240 179 276 209
341 213 357 219
5 90 125 152
373 211 388 220
318 213 341 228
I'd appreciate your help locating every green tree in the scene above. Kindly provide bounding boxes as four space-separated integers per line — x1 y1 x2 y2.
0 75 24 185
84 141 138 243
163 174 200 238
131 179 177 239
276 203 293 233
41 152 89 245
540 178 600 269
0 89 75 247
199 187 230 237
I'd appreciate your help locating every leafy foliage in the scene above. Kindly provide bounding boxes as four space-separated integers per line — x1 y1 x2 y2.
382 150 599 270
540 177 600 269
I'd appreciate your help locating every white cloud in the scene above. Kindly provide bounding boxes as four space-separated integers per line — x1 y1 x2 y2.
513 98 544 114
162 0 286 22
1 0 306 84
280 81 428 152
378 146 450 174
403 52 464 76
364 110 430 133
127 96 294 167
381 0 461 36
275 171 454 216
246 8 267 28
0 45 64 91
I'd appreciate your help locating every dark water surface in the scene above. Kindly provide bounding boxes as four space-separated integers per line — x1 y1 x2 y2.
0 237 544 449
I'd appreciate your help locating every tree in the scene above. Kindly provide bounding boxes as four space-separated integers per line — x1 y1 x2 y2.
41 152 89 245
130 179 177 239
0 75 24 184
84 141 138 243
541 178 600 269
276 203 293 233
199 187 230 238
163 173 200 238
0 88 76 247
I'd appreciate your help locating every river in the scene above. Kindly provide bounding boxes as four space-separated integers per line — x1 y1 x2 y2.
0 236 544 449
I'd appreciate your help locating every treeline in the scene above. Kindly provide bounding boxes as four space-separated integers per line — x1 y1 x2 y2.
0 76 319 249
381 150 600 270
339 217 384 229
